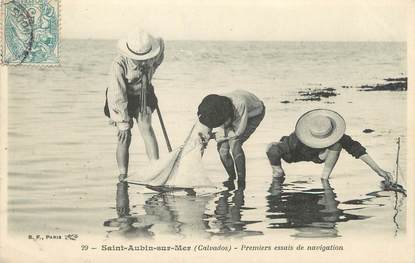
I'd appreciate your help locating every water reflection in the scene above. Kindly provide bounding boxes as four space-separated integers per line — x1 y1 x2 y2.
266 178 368 238
104 178 382 239
104 181 264 239
205 182 263 238
142 190 213 238
103 182 154 239
363 187 406 236
104 181 214 239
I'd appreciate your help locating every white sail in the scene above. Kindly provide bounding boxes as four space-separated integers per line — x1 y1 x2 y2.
128 122 215 189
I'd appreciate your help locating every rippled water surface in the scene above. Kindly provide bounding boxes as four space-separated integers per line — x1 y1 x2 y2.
8 40 407 239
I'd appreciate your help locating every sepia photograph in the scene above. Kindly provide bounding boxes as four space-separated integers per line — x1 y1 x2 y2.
0 0 413 262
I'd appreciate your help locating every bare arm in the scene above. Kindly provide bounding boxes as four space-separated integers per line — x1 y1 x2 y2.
266 139 294 178
359 154 393 182
321 149 341 179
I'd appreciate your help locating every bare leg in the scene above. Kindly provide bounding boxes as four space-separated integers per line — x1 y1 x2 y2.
137 108 159 160
217 141 236 180
321 143 342 179
116 129 132 180
230 139 246 186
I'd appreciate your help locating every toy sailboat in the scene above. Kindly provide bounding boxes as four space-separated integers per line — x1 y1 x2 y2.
127 123 216 193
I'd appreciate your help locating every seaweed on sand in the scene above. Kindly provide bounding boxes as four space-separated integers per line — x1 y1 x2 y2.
384 77 407 82
295 87 338 101
359 77 407 91
363 129 375 134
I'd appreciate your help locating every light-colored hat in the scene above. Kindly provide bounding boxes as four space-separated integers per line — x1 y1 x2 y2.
118 29 161 60
295 109 346 149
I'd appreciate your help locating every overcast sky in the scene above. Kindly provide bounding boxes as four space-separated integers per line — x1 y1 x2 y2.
62 0 408 41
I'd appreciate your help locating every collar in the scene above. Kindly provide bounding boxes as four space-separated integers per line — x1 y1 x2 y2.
125 57 140 70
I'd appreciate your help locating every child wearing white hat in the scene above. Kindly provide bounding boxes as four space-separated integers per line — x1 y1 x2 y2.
266 109 392 181
105 29 165 181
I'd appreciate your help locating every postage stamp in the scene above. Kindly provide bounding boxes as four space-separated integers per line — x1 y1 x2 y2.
1 0 59 65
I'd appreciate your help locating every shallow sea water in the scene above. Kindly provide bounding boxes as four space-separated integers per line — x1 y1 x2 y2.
7 40 407 240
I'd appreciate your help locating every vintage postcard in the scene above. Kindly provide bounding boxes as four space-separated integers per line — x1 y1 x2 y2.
0 0 414 262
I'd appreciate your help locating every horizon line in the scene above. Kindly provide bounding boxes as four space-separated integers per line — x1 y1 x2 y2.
61 37 406 43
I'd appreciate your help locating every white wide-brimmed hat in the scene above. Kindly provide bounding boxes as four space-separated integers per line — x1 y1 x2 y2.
118 29 161 60
295 109 346 149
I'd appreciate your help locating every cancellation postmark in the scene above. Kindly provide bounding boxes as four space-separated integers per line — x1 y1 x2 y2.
1 0 59 65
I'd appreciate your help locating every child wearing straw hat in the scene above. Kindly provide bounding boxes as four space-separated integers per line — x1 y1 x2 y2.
266 109 393 181
105 29 164 181
197 90 266 187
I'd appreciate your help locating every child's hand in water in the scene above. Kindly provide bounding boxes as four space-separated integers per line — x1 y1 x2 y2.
381 180 407 196
377 169 393 183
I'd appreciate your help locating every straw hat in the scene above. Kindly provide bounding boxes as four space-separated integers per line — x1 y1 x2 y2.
295 109 346 149
118 29 161 60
